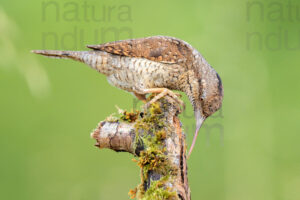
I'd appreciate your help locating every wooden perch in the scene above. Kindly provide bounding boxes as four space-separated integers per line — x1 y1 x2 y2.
91 98 191 200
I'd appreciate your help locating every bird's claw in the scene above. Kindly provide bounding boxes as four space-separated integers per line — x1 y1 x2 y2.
143 90 185 113
163 95 185 113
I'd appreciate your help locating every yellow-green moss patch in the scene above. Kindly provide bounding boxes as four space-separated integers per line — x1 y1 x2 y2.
129 100 178 199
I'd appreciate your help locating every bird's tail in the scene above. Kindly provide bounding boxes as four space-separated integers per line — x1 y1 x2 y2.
31 50 88 62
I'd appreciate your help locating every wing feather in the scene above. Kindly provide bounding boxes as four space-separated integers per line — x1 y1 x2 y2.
87 36 195 67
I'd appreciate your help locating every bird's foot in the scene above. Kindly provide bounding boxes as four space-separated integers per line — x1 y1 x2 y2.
162 95 185 113
140 88 185 113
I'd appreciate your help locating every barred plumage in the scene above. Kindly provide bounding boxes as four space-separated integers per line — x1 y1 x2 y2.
32 35 223 157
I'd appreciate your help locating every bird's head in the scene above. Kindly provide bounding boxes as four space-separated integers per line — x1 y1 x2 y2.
195 71 223 125
199 72 223 119
188 69 223 157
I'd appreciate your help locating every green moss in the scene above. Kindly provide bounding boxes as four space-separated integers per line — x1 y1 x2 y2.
120 110 140 123
128 100 178 199
137 148 167 178
141 177 177 200
155 130 167 141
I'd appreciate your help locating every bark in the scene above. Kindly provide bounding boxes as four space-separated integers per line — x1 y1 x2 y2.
91 99 191 200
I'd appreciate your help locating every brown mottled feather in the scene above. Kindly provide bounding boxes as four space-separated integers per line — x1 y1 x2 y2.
87 36 195 68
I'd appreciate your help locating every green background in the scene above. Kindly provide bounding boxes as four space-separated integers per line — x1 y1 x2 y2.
1 0 300 199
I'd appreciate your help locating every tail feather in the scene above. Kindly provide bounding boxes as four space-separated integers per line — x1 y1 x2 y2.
31 49 111 74
31 50 87 62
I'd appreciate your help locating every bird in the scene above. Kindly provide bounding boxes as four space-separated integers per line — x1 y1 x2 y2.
32 36 223 158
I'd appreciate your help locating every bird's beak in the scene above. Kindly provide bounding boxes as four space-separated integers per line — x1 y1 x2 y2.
187 110 205 158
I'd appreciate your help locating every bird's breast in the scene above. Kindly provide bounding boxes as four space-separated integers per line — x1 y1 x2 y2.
106 56 185 92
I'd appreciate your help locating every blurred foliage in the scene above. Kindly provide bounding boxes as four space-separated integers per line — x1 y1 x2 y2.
0 0 300 199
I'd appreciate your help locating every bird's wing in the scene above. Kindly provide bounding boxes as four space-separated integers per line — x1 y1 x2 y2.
87 36 195 67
